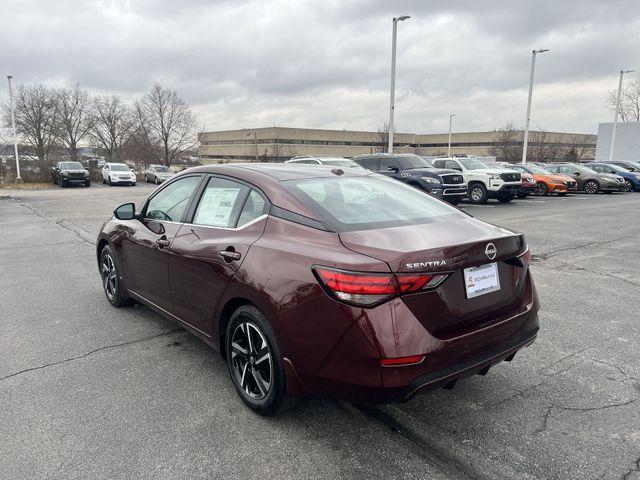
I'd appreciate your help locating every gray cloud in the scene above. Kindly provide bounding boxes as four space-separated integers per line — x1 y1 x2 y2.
2 0 639 134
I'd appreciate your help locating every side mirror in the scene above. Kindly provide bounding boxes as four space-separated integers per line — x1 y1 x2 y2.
114 202 136 220
387 165 400 173
452 166 462 172
573 171 581 176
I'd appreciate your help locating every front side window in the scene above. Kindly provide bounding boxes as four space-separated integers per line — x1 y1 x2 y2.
357 158 381 171
193 178 249 228
444 160 461 170
145 175 202 222
284 175 463 232
380 158 400 171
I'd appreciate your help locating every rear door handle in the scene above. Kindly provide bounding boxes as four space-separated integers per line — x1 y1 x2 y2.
156 238 171 248
219 250 241 262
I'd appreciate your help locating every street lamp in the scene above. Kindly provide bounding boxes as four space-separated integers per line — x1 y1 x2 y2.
521 49 549 164
448 114 456 157
608 69 634 162
246 131 258 162
6 75 21 182
388 15 410 154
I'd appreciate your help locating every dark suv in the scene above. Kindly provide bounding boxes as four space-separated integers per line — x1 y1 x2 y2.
51 161 91 187
353 154 467 205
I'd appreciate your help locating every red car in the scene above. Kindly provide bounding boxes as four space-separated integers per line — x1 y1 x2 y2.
97 164 539 415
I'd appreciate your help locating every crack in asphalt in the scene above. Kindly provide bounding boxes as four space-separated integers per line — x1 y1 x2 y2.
535 399 637 435
55 219 95 245
531 233 638 261
351 403 487 480
0 329 182 383
555 260 640 288
622 456 640 480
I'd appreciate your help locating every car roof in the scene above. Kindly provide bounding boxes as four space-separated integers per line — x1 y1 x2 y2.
181 163 372 222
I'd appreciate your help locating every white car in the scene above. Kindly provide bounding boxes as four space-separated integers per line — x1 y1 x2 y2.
101 163 136 186
144 165 174 184
433 157 521 204
285 156 366 170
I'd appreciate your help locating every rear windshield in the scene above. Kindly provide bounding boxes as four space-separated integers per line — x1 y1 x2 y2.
283 175 464 232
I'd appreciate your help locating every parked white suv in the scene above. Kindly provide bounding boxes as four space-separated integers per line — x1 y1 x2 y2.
285 156 366 170
101 163 136 186
432 157 521 204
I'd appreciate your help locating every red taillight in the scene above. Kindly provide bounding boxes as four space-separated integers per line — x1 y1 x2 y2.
380 355 425 366
313 266 397 307
313 266 448 307
396 273 448 293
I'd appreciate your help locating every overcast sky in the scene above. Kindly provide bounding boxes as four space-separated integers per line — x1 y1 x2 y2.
2 0 640 135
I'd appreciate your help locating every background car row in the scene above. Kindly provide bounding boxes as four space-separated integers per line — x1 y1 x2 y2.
284 154 639 205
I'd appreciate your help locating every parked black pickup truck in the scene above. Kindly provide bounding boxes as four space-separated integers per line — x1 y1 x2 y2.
52 161 91 187
352 153 467 205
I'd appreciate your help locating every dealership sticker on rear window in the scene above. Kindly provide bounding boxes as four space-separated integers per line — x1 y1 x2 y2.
464 262 500 299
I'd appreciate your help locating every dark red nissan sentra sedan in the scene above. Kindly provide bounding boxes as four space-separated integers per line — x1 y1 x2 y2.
97 163 539 415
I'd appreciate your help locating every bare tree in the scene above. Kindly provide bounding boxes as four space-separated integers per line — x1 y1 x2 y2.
374 123 389 153
90 95 136 162
487 123 520 163
607 79 640 122
53 84 94 162
2 84 57 163
528 130 561 163
135 84 198 166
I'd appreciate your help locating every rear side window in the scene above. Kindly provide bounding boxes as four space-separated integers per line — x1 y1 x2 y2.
284 175 463 232
145 175 201 222
237 190 267 227
357 158 381 171
193 177 249 228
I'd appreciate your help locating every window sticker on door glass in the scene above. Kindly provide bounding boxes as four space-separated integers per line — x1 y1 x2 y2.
194 187 241 227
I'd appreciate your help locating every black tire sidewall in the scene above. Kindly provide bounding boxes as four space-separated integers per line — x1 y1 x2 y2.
225 305 286 415
585 180 598 194
100 245 131 307
537 182 548 195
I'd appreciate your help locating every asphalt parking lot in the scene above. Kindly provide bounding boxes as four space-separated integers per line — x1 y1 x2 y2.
1 184 639 480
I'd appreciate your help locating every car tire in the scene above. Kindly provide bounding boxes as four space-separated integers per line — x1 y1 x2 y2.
85 180 91 187
102 176 106 184
144 175 148 183
497 193 514 203
225 305 287 416
100 245 134 308
107 177 112 186
536 182 548 196
584 180 599 194
468 183 488 204
155 176 159 185
624 180 633 192
60 180 67 188
557 192 567 196
52 175 57 185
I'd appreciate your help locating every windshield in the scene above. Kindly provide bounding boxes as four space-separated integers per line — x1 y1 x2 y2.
323 160 366 170
395 156 432 170
61 162 83 170
572 165 596 174
284 175 464 232
458 158 489 170
110 164 130 171
155 166 171 172
529 165 552 175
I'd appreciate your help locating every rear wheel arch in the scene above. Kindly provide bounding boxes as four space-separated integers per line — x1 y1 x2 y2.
218 297 255 359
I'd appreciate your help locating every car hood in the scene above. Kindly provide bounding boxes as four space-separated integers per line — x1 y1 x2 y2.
469 168 518 175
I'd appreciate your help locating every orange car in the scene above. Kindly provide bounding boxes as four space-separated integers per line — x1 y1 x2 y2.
511 164 575 195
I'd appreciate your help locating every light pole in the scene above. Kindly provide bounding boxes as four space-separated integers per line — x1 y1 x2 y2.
246 131 258 162
448 114 456 157
388 15 410 154
521 49 549 164
7 75 21 182
608 69 634 162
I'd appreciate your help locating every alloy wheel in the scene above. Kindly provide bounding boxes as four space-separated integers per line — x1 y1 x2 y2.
470 187 483 202
230 322 273 400
624 180 632 192
101 253 117 301
584 181 598 194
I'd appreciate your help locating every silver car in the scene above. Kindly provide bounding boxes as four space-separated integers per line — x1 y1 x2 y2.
144 165 175 184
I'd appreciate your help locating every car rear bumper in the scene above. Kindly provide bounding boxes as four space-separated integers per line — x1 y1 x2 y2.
284 271 539 403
